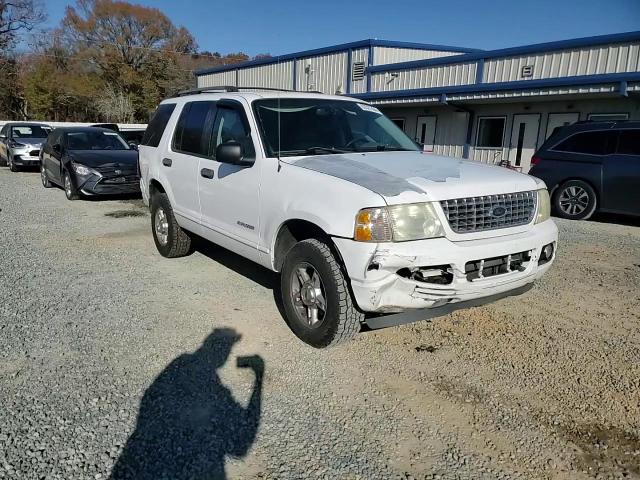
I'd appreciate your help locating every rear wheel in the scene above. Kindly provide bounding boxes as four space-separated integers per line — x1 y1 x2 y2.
150 192 192 258
553 180 597 220
41 164 52 188
281 238 363 348
63 171 79 200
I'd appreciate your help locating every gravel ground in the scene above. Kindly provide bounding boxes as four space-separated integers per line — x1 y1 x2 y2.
0 167 639 480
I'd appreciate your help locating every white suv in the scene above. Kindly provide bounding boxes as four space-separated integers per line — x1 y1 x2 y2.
139 88 557 348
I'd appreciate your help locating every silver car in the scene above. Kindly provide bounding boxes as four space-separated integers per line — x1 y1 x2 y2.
0 122 52 172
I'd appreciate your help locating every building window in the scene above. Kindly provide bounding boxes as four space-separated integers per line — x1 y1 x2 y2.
587 113 629 121
476 117 505 149
391 118 406 132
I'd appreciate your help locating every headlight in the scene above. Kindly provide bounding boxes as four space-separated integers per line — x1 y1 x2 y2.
71 162 100 177
535 189 551 224
354 202 444 242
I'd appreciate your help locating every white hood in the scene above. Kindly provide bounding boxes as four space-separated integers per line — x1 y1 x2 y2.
287 151 541 204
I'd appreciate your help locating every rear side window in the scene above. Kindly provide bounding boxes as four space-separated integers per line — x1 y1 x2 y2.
616 130 640 155
553 131 616 155
141 103 176 147
172 101 217 156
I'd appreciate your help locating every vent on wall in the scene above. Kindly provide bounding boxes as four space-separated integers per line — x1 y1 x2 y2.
352 62 366 81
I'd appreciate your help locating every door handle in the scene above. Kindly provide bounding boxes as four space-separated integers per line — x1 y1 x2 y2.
162 158 172 167
200 168 215 179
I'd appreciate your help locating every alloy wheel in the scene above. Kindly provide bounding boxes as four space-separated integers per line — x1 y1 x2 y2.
154 207 169 246
64 174 72 198
290 262 327 328
558 186 589 216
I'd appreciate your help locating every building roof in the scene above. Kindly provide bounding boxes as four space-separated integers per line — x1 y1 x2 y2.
195 38 482 76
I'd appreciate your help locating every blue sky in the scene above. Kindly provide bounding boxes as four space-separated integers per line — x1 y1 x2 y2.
39 0 640 56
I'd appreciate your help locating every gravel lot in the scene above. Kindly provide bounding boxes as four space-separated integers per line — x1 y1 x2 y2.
1 167 639 480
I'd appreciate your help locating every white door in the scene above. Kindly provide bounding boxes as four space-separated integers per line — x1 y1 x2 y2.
416 116 437 152
508 114 540 172
545 113 579 138
198 104 261 249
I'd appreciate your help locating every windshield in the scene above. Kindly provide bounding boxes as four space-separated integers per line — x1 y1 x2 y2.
11 125 50 139
253 99 419 157
66 131 130 151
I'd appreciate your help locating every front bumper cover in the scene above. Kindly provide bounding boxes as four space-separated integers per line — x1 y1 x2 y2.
78 174 141 195
333 219 558 314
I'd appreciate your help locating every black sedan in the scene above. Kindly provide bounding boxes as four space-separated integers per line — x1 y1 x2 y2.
40 127 140 200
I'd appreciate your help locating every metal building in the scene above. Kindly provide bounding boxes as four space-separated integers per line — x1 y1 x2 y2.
195 32 640 172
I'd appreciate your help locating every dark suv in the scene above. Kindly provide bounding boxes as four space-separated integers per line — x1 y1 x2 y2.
529 121 640 220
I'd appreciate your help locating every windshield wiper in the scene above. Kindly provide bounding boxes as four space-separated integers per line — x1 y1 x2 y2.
278 146 352 157
356 144 414 152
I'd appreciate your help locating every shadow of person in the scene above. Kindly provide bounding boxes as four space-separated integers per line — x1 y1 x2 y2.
110 328 264 480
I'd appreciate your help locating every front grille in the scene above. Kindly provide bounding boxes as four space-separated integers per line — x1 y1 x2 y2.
465 251 531 281
440 191 537 233
101 175 139 184
29 150 40 157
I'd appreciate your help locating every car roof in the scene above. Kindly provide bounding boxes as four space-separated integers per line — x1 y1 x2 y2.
5 122 51 127
560 120 640 133
161 90 365 105
51 126 120 133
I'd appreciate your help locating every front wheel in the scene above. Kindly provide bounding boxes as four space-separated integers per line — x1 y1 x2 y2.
8 155 19 172
41 164 52 188
63 170 79 200
281 238 363 348
150 192 192 258
553 180 597 220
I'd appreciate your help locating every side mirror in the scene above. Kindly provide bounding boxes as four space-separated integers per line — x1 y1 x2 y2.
215 141 254 167
52 144 62 153
128 141 138 150
0 134 6 141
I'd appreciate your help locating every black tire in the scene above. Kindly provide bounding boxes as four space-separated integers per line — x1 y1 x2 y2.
280 238 363 348
9 155 19 172
553 179 597 220
150 192 192 258
0 153 6 167
63 170 79 200
41 164 52 188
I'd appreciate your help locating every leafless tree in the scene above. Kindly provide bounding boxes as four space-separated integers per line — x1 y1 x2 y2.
0 0 46 49
95 86 134 123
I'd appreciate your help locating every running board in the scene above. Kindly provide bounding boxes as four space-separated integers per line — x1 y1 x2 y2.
364 283 534 330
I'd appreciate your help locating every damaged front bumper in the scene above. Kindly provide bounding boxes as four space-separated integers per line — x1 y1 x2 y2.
333 219 558 317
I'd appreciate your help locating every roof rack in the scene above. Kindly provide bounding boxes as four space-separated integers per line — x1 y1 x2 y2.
175 86 322 97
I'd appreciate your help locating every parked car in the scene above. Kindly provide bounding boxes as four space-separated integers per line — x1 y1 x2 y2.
40 127 140 200
0 122 51 171
139 88 557 348
89 123 145 148
529 120 640 220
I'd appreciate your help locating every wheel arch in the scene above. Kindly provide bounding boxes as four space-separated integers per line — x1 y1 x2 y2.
272 218 349 273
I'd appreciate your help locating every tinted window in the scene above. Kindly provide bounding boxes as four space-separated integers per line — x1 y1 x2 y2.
554 131 616 155
11 125 49 138
173 101 216 156
616 130 640 156
141 103 176 147
66 131 130 151
476 118 505 148
212 107 255 159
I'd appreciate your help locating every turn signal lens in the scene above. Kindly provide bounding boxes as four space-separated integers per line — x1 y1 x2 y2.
354 208 392 242
535 189 551 224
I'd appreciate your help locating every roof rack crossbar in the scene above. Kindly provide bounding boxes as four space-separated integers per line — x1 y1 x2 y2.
175 86 324 97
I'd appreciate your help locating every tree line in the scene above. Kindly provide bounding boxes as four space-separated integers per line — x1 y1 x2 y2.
0 0 265 123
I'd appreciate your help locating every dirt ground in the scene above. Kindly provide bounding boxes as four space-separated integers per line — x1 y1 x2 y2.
1 168 639 479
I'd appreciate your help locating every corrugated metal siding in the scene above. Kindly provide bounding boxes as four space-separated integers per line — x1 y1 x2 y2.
470 148 505 164
238 61 294 89
373 47 459 65
198 70 237 88
448 84 618 102
350 48 369 94
296 52 347 94
371 62 476 92
483 42 640 83
431 110 468 158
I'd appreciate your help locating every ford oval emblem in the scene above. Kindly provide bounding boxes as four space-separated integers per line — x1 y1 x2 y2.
491 206 507 217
